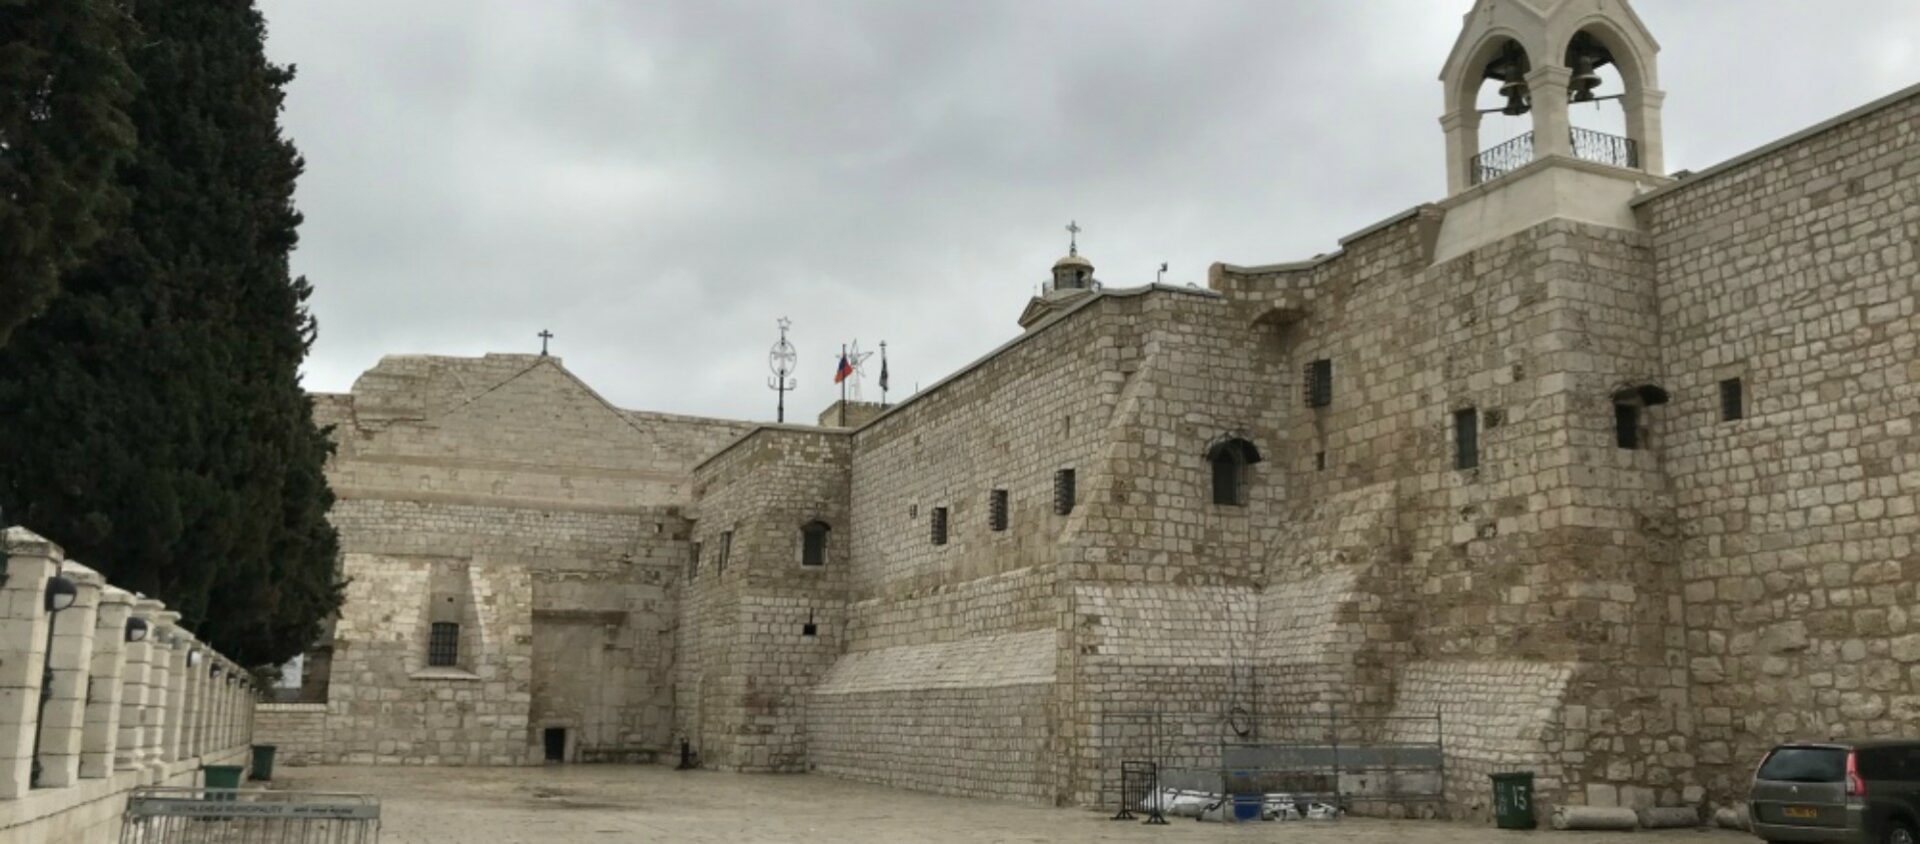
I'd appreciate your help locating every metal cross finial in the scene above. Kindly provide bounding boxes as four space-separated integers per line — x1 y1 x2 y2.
1066 220 1081 256
538 329 554 356
768 317 797 423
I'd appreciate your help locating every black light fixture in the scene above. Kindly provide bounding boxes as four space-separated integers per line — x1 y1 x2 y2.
211 664 223 678
125 617 149 643
45 575 77 612
187 648 203 668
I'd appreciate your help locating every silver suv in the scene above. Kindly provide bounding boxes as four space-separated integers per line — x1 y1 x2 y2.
1750 741 1920 844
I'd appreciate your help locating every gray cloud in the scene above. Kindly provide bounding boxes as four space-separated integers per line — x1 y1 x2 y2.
260 0 1920 421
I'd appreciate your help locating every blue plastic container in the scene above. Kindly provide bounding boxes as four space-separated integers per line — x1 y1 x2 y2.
1232 794 1263 822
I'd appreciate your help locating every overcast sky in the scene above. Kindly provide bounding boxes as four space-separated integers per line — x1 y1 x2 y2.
259 0 1919 422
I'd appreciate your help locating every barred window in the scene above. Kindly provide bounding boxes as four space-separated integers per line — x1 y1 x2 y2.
1207 438 1262 506
801 521 829 567
930 507 949 545
717 530 733 574
988 489 1009 532
1053 469 1076 516
427 622 460 667
1304 358 1333 408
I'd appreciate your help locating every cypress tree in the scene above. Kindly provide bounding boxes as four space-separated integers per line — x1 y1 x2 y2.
0 0 340 666
0 0 139 345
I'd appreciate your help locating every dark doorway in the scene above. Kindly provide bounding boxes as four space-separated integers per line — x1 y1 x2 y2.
544 727 567 763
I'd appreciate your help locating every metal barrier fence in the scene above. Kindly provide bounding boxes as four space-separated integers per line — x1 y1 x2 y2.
120 787 380 843
1099 706 1445 816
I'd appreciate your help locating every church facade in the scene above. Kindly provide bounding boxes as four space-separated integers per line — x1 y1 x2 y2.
257 0 1920 821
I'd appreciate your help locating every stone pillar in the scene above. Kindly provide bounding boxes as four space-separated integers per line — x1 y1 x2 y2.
0 528 61 799
80 586 132 779
161 629 190 762
116 598 161 771
213 663 231 752
1441 109 1483 194
142 610 179 771
1526 65 1573 159
178 638 202 761
1624 87 1665 175
32 561 102 788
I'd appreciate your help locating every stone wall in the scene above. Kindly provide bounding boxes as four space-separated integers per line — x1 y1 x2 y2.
0 528 257 844
1638 87 1920 805
680 426 850 771
282 354 749 766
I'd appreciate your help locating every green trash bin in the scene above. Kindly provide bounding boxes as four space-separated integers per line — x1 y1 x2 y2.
1490 771 1536 830
204 764 245 800
250 745 277 781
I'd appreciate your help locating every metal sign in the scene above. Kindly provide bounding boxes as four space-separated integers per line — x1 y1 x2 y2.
121 787 381 843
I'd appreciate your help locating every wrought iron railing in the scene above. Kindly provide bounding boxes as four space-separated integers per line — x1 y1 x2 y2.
1470 127 1641 186
1569 126 1640 170
1470 132 1535 185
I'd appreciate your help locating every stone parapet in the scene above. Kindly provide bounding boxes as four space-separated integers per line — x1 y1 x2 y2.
0 527 258 843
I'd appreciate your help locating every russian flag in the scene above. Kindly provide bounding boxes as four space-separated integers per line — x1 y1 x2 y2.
833 354 853 384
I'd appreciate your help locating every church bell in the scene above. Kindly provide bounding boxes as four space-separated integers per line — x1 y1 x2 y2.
1499 78 1531 116
1569 56 1603 103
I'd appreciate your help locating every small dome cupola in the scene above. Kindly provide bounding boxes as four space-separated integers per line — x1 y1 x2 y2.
1048 220 1096 296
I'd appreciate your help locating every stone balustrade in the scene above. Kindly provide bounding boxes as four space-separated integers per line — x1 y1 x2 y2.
0 527 257 842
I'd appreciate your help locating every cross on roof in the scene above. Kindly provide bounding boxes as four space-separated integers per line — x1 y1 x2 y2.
1066 220 1081 256
538 329 554 356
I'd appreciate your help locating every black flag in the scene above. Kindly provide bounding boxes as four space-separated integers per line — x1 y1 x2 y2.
879 352 890 392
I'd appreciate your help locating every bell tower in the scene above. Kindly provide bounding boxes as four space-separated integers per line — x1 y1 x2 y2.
1438 0 1665 195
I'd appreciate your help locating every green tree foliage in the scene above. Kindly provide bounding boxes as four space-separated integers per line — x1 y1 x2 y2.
0 0 139 345
0 0 341 666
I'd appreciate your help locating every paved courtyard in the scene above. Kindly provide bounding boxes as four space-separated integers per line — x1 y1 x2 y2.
273 765 1754 843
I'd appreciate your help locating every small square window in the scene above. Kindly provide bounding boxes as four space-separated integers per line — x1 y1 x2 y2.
1053 469 1076 515
989 489 1009 532
1314 451 1327 472
930 507 949 545
1720 378 1744 422
1453 408 1479 470
1304 359 1333 408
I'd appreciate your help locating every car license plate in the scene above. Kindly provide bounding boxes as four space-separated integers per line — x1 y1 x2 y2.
1783 806 1820 820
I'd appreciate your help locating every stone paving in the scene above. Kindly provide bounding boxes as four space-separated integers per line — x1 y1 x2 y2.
274 765 1756 843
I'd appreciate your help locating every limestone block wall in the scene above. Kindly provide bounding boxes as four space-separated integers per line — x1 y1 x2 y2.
326 553 533 765
1217 206 1692 815
809 630 1055 802
282 353 749 767
0 528 256 844
1638 86 1920 806
253 704 326 765
681 427 851 772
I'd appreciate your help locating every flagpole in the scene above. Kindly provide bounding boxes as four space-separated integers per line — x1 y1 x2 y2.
839 343 848 427
879 341 889 408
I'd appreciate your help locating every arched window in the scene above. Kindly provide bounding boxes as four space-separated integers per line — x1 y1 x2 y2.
1207 437 1262 506
800 520 830 567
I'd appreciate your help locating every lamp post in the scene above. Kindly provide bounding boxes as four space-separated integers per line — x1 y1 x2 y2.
30 575 78 787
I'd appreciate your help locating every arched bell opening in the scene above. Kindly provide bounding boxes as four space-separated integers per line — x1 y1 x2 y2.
1466 38 1538 184
1562 29 1637 169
